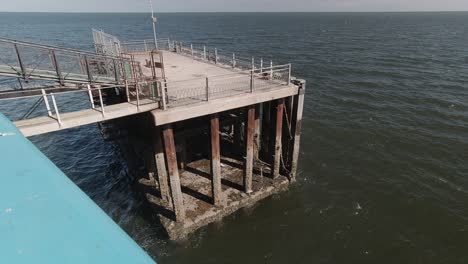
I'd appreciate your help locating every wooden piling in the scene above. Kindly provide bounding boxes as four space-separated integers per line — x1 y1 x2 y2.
244 105 255 193
162 124 185 222
290 80 306 181
273 98 285 178
210 114 223 205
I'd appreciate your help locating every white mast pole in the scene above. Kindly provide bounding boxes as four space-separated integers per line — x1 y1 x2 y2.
149 0 158 49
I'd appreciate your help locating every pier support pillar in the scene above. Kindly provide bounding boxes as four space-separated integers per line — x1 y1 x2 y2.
178 135 187 171
273 98 285 179
153 126 172 206
162 124 185 222
254 104 262 160
290 80 306 181
244 105 255 193
210 114 223 206
234 119 243 155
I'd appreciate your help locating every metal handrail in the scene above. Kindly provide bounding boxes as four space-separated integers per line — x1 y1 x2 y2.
0 37 125 60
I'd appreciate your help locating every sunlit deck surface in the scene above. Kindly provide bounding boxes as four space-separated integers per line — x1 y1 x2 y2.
14 50 298 137
136 50 239 81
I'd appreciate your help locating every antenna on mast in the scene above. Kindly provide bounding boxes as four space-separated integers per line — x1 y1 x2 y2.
149 0 158 49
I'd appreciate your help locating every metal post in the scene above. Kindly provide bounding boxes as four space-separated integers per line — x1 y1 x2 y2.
41 89 52 117
232 53 236 68
161 80 168 110
215 48 218 64
84 55 93 83
191 44 194 57
250 68 254 93
125 80 130 103
149 0 158 49
205 76 209 101
260 58 263 74
167 38 171 50
14 44 27 80
288 63 292 85
50 50 64 86
203 46 206 60
136 82 140 109
270 60 273 79
251 57 255 71
113 59 119 83
87 84 95 109
50 93 62 126
98 88 105 117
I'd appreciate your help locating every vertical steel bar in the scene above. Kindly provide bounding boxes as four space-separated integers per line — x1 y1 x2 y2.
87 84 95 109
98 88 105 117
215 48 218 64
50 93 62 126
41 89 52 116
84 55 93 83
232 53 236 68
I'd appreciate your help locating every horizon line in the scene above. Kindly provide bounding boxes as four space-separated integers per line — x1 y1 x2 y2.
1 10 468 13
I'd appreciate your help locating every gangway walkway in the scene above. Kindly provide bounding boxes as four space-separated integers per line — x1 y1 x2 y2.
0 37 137 86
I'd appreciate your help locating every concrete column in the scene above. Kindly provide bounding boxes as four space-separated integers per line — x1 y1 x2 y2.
210 114 223 205
273 98 285 179
290 80 306 181
153 126 171 206
162 124 185 222
244 105 255 193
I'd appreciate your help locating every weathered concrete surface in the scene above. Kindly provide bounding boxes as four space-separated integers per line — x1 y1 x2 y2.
134 50 238 82
144 157 290 240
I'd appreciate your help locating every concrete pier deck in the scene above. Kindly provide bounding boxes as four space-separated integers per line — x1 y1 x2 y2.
14 50 296 136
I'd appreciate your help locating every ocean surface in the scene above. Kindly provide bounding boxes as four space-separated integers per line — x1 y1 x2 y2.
1 12 468 263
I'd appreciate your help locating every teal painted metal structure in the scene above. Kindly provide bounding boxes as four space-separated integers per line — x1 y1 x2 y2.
0 114 155 263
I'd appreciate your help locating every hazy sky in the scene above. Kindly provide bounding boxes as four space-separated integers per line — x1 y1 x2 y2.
2 0 468 12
